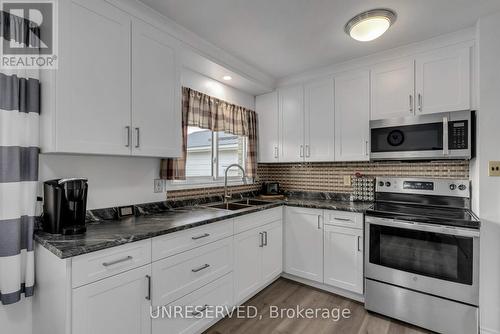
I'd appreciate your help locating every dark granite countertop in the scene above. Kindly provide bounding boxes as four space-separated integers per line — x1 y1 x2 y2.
35 196 372 259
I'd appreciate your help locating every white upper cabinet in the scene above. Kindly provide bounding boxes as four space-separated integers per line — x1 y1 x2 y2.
415 46 471 115
370 59 415 120
279 85 304 162
40 0 182 158
48 0 131 155
131 18 181 157
256 92 279 163
334 70 370 161
304 77 335 162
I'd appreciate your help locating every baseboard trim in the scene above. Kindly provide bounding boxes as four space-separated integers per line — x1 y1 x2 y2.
481 327 500 334
281 273 364 303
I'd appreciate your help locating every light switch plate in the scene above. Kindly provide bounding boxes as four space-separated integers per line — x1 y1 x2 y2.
489 161 500 176
154 179 164 193
343 175 352 186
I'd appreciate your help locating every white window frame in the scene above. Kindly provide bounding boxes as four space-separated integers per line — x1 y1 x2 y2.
166 129 252 190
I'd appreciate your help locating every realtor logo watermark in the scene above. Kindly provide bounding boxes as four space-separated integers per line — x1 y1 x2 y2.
1 0 58 69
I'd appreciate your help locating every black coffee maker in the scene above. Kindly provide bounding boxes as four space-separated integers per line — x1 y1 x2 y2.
43 178 88 235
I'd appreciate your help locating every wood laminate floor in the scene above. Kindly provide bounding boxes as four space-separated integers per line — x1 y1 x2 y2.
204 278 431 334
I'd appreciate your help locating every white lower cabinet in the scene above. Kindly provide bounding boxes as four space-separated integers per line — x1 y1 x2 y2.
284 207 324 283
152 237 233 307
323 225 363 294
234 220 283 304
152 273 233 334
72 265 152 334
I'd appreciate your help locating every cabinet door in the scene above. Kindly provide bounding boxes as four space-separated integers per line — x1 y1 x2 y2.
262 220 283 284
57 0 131 155
279 85 304 162
334 70 370 161
323 225 363 294
284 207 323 283
256 92 279 162
131 18 181 157
72 265 151 334
304 77 335 161
415 47 470 115
233 228 263 304
370 59 415 120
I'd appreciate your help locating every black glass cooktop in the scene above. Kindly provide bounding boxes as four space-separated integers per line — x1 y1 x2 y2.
366 202 480 229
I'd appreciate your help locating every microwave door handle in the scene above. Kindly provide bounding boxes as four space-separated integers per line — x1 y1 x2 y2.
443 116 449 156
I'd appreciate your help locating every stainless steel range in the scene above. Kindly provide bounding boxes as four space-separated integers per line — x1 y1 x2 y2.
364 177 480 334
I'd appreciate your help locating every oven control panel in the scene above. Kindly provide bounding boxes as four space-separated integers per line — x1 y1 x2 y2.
376 177 470 198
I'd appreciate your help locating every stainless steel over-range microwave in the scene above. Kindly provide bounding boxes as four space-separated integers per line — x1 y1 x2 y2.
370 110 475 160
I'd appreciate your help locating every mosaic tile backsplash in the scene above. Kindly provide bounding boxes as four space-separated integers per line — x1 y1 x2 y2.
167 160 470 200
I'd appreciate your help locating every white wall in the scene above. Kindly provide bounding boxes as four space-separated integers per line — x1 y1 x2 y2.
38 68 255 210
477 11 500 334
0 297 32 334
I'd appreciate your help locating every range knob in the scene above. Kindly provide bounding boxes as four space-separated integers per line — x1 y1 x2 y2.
379 181 384 187
385 182 391 187
458 184 467 191
449 184 457 190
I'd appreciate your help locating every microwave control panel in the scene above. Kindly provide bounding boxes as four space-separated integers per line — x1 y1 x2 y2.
449 120 468 150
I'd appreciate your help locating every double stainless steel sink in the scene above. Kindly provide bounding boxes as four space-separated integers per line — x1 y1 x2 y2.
204 199 272 211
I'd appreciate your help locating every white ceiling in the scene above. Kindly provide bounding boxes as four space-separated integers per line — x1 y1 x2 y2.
140 0 500 79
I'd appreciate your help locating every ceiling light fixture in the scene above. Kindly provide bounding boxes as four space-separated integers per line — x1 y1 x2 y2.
223 75 232 81
345 9 396 42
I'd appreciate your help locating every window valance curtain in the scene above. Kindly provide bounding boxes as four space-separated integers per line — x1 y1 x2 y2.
160 87 258 180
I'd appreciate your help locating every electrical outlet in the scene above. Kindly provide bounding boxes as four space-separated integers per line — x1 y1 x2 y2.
154 179 164 193
343 175 352 186
489 161 500 176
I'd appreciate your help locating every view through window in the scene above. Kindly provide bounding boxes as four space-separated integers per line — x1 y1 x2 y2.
185 126 247 179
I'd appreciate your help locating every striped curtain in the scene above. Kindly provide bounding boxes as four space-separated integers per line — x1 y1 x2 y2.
0 12 40 305
160 87 258 180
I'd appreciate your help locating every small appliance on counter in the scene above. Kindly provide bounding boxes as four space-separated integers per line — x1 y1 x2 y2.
259 182 284 200
43 178 88 235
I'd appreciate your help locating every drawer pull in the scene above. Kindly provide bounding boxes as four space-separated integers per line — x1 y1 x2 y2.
191 264 210 273
145 275 151 300
191 233 210 240
263 231 268 246
102 255 133 267
333 217 352 222
192 304 209 316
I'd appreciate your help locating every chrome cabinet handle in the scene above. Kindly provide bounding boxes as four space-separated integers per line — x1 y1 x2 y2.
357 236 362 252
418 93 422 112
365 140 369 156
300 145 304 158
317 215 322 229
135 127 140 148
192 304 209 316
259 232 264 247
191 233 210 240
443 117 449 156
102 255 133 267
145 275 151 300
125 126 131 147
274 146 278 159
409 94 413 114
334 217 352 222
306 145 310 158
191 264 210 273
263 231 268 246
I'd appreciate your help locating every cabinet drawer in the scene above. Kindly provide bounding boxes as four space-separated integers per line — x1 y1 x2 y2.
152 273 233 334
72 239 151 288
152 237 233 306
152 219 233 261
234 207 282 234
324 210 363 229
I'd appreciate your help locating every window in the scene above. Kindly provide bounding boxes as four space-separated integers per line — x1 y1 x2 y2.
184 126 247 181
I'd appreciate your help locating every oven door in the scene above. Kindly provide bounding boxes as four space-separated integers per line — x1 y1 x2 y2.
365 216 479 305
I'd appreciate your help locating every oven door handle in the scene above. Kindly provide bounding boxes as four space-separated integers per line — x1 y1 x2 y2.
367 217 479 237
